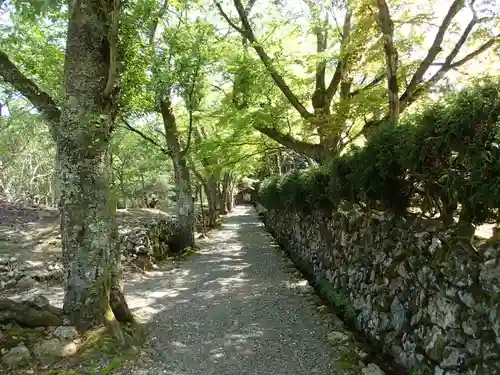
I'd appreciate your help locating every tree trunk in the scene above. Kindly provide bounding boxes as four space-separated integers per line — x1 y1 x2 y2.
58 141 128 331
375 0 399 124
216 184 225 214
190 165 219 227
57 0 133 335
456 207 475 243
225 187 234 212
276 151 282 176
205 178 219 226
52 151 60 208
221 172 234 212
197 185 207 236
160 97 195 250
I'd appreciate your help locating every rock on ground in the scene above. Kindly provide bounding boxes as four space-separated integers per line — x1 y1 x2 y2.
33 338 77 364
1 344 31 367
14 276 36 291
362 363 385 375
53 326 78 341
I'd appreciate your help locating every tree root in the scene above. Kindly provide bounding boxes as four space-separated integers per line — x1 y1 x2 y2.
104 288 146 349
110 287 135 324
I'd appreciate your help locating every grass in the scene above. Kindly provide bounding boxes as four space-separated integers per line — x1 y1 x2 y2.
316 279 357 325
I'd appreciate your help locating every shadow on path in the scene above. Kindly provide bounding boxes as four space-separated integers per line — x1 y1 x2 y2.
120 205 339 375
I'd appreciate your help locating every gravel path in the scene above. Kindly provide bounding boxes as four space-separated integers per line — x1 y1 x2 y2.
119 205 346 375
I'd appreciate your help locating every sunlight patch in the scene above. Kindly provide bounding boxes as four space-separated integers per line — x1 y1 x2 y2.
149 289 182 298
171 341 189 350
208 347 225 362
133 305 164 321
234 345 254 356
216 264 251 271
126 296 155 309
216 272 248 286
220 223 241 229
194 290 216 299
225 330 265 340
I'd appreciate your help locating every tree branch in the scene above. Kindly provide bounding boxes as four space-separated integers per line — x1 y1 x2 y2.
400 7 498 112
375 0 399 123
403 36 498 109
213 1 244 34
0 51 60 125
182 52 202 156
190 162 207 185
449 36 499 69
311 4 329 105
364 29 497 137
244 0 257 15
314 28 327 96
403 0 465 99
220 146 286 168
253 124 325 161
121 118 171 155
325 9 352 102
183 103 194 156
103 0 120 99
349 73 385 97
149 0 170 43
215 0 313 120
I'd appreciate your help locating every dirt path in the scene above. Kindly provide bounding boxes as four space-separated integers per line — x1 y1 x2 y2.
117 206 383 375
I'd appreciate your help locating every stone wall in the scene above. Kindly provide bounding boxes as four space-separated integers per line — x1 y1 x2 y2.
263 205 500 375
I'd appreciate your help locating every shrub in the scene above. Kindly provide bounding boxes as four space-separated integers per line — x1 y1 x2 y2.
405 83 500 228
259 81 500 228
258 176 280 209
344 125 413 213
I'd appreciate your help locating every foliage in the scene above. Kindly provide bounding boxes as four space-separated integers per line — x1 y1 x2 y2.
404 81 500 225
110 127 174 208
0 102 172 207
0 101 55 202
2 0 499 210
3 0 499 209
213 0 500 160
1 1 65 101
259 81 500 227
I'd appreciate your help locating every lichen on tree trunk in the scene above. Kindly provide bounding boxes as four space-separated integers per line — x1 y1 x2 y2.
58 147 112 329
56 0 134 335
58 140 134 334
171 155 195 249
